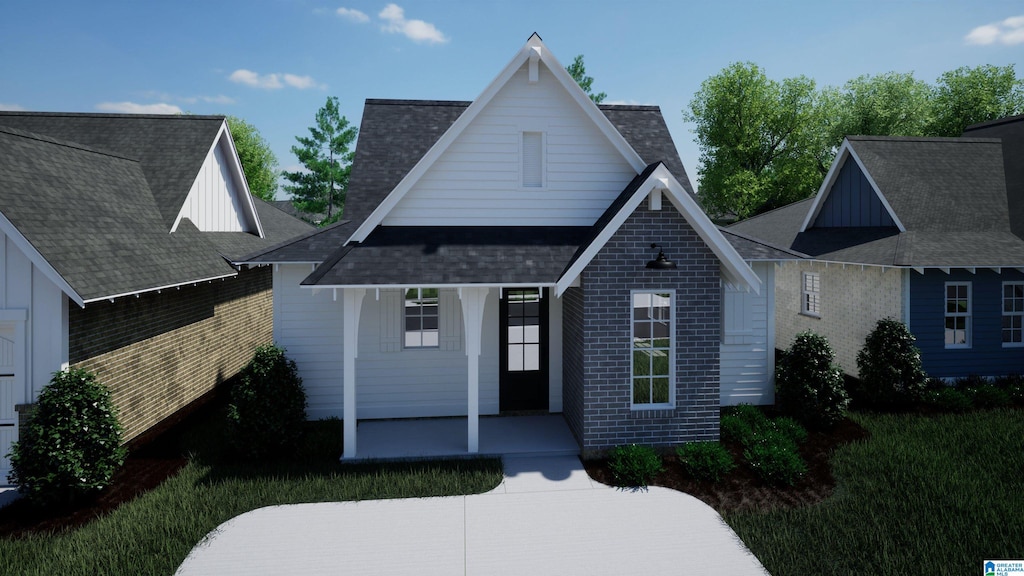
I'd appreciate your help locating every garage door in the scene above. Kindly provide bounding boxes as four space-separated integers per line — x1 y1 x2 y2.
0 324 18 484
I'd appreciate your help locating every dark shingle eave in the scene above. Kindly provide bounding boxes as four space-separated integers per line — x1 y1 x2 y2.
237 219 353 264
718 227 808 260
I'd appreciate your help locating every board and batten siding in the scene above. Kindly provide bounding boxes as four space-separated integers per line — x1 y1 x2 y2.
813 159 895 228
273 264 345 420
177 136 254 233
382 60 636 227
720 261 775 406
910 268 1024 379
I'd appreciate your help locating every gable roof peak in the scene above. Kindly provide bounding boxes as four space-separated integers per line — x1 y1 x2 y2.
527 32 543 42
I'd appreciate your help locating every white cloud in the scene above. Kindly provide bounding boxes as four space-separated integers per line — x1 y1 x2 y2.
337 7 369 23
378 3 448 44
201 94 237 105
0 102 25 111
229 69 322 90
965 15 1024 45
95 101 183 114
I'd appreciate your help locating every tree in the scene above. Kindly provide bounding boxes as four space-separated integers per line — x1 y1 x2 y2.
928 64 1024 136
226 116 279 202
830 72 932 143
566 54 607 104
686 62 831 220
282 96 357 223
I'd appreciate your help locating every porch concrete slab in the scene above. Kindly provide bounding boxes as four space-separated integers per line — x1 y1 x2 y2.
177 456 768 576
356 414 579 460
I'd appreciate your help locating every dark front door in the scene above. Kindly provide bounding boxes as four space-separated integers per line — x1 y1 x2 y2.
499 288 549 412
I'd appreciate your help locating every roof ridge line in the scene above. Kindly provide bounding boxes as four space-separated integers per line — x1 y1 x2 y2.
0 111 226 120
0 125 139 162
718 226 809 258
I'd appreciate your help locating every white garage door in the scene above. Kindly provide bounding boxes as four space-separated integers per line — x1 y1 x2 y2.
0 324 18 484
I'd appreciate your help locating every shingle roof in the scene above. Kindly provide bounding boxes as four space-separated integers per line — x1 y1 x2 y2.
302 226 590 286
250 99 694 266
0 112 224 228
0 119 313 301
240 219 356 264
0 126 233 301
719 228 806 261
729 137 1024 267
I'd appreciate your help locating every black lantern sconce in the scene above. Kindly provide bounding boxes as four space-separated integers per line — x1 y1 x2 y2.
645 243 677 270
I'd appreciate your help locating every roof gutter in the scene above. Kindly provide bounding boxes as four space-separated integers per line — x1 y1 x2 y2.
82 271 239 304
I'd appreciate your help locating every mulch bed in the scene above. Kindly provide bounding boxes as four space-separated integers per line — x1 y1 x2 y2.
584 416 870 514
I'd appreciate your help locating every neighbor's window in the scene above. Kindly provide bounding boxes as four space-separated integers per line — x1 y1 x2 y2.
404 288 439 348
632 291 673 408
1003 282 1024 347
944 282 971 348
522 131 544 188
801 272 821 317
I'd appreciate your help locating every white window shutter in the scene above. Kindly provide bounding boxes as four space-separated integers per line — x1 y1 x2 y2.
379 289 402 352
439 289 462 351
522 132 543 188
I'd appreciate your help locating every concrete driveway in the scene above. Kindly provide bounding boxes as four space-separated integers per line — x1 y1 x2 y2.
176 455 768 575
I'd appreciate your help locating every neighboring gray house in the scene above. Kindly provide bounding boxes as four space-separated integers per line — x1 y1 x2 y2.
729 128 1024 380
0 113 312 480
243 35 785 459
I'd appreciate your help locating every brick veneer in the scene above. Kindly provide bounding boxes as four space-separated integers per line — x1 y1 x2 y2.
774 261 902 376
68 266 272 441
566 202 722 458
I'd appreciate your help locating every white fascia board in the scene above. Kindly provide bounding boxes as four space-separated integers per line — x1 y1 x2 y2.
82 271 238 304
171 122 265 237
301 282 557 291
0 210 84 307
800 140 905 233
555 165 761 297
348 34 647 244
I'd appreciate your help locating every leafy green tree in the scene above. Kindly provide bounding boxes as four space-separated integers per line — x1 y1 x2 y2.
566 54 607 104
831 72 932 142
928 64 1024 136
226 116 279 202
686 62 831 220
282 96 357 224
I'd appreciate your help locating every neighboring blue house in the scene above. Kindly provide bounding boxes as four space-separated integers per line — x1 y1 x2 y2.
241 35 785 459
730 122 1024 380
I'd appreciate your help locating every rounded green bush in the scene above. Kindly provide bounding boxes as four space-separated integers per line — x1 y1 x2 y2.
856 318 928 410
923 386 973 413
776 331 849 430
994 374 1024 404
969 384 1011 409
608 444 662 487
770 416 809 445
743 430 807 486
8 367 126 508
227 344 307 459
676 442 735 482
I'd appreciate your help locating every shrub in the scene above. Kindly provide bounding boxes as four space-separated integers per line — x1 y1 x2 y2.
608 444 662 487
8 368 126 507
923 386 973 413
969 384 1011 409
721 404 769 447
770 416 809 445
743 430 807 486
856 318 928 410
776 331 849 430
676 442 735 482
227 344 307 459
994 374 1024 404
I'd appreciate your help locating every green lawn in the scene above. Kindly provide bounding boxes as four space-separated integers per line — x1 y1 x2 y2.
0 418 503 576
726 409 1024 575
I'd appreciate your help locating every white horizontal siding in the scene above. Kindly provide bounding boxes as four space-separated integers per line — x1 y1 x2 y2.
720 262 774 406
177 138 250 232
383 60 636 227
273 265 345 420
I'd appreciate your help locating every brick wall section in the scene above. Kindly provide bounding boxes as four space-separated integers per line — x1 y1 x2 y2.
575 202 722 457
561 287 585 446
775 261 903 376
69 266 272 441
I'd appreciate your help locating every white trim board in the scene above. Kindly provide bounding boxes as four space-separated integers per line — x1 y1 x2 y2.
348 33 648 244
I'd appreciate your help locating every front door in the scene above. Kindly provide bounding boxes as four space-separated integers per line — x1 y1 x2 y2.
499 288 548 412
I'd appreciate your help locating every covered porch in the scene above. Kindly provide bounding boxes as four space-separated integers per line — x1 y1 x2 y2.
353 414 578 460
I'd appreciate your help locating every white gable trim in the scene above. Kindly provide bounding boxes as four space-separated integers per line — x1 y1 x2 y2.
799 140 906 233
555 164 761 297
348 34 648 243
0 210 84 307
171 121 265 237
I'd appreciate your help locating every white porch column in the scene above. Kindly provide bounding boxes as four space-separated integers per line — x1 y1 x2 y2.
460 287 488 453
342 288 366 459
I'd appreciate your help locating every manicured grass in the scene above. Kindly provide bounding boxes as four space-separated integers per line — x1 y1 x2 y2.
0 417 503 576
725 409 1024 575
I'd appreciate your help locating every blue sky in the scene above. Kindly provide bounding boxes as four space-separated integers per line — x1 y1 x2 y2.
2 0 1022 198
